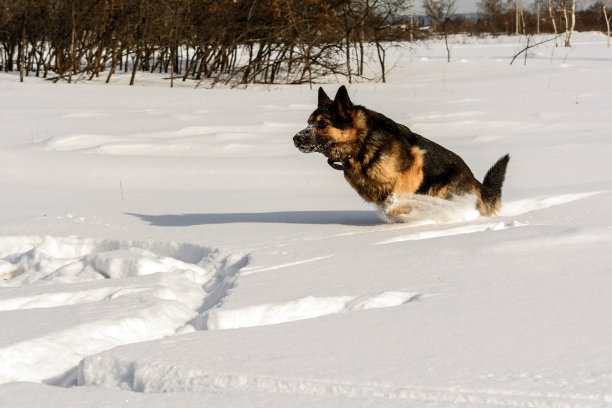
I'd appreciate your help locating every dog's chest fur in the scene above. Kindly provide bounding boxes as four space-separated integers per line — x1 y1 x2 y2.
341 136 424 204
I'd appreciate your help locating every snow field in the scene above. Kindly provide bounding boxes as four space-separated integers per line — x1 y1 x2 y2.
0 32 611 407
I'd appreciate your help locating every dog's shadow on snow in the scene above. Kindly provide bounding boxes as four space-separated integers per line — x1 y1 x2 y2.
126 211 382 227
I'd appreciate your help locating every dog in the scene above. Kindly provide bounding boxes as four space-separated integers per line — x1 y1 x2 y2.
293 86 510 218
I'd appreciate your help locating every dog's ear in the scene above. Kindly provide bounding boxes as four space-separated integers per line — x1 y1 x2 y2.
318 87 332 107
333 85 354 120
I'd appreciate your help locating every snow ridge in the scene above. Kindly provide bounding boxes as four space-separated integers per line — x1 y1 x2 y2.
0 236 248 384
207 291 423 330
78 357 612 407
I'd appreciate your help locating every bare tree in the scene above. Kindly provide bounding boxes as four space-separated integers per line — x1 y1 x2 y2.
509 33 562 64
603 2 612 47
423 0 457 62
367 0 407 82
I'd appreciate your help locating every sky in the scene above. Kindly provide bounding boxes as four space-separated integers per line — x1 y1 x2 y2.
448 0 479 13
417 0 479 14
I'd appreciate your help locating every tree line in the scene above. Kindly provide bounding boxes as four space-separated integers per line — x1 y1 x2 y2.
0 0 408 86
432 0 612 45
1 0 611 86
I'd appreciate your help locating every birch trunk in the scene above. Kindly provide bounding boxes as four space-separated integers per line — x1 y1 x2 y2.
604 4 612 48
564 0 576 47
548 0 559 47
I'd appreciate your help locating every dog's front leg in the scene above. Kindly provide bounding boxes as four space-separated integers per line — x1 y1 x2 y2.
381 193 412 217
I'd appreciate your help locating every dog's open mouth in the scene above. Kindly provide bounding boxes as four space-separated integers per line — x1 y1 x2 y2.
295 143 317 153
327 158 344 170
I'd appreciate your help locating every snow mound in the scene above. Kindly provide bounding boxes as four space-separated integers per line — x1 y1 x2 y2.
0 236 248 384
0 235 243 287
43 123 294 158
375 221 525 244
499 192 601 217
206 290 422 330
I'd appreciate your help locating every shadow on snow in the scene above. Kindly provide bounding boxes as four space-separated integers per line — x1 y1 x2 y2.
126 211 382 226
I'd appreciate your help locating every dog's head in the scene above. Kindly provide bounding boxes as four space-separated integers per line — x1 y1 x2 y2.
293 86 365 163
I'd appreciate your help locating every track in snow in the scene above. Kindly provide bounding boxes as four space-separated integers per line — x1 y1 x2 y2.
0 236 248 384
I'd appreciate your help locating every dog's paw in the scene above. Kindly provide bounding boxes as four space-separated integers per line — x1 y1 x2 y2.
382 193 412 218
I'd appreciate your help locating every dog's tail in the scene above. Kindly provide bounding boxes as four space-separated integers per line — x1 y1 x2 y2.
478 154 510 216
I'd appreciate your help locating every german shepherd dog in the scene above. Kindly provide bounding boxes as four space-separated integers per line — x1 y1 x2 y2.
293 86 510 218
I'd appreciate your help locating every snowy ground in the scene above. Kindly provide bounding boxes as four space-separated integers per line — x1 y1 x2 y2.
1 33 611 407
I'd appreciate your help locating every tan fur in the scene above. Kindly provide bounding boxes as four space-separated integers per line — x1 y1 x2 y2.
342 143 425 206
351 109 367 131
394 146 425 196
320 110 367 145
476 194 501 216
326 126 359 144
427 185 449 199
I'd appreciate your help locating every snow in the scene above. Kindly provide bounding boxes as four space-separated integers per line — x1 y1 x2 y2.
1 32 612 407
378 193 481 224
206 290 421 330
0 237 248 384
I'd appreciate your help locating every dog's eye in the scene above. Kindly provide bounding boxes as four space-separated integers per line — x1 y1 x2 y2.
317 120 328 129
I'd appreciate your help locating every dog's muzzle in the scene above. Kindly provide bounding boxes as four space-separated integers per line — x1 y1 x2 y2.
293 125 318 153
